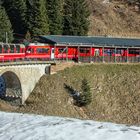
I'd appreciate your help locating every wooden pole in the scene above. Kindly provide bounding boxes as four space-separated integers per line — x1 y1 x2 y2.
102 46 104 63
66 45 68 61
127 47 129 63
114 46 116 63
54 45 56 61
78 46 80 62
90 46 92 63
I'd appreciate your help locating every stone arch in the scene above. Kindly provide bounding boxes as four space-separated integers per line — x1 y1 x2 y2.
0 71 22 104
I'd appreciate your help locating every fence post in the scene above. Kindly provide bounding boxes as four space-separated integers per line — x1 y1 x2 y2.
114 46 116 63
102 46 104 63
66 45 68 62
78 46 80 63
139 48 140 63
90 46 92 63
2 44 4 63
127 47 129 63
54 45 56 61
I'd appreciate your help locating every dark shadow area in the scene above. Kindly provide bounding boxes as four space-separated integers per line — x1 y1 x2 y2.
64 83 81 106
0 71 22 105
1 96 22 106
0 76 6 97
64 79 92 107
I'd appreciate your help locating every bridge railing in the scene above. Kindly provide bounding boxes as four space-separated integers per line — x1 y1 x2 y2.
0 58 56 66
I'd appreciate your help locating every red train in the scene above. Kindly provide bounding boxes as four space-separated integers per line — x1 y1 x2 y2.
0 43 25 61
0 43 140 62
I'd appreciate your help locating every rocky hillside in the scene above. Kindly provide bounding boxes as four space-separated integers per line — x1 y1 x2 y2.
88 0 140 37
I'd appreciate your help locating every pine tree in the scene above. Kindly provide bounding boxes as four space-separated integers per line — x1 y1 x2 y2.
3 0 27 35
77 78 92 106
47 0 63 35
63 0 90 36
0 5 13 42
26 0 49 36
25 31 31 41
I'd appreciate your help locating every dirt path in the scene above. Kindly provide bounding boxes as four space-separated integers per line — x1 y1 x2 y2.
51 61 77 74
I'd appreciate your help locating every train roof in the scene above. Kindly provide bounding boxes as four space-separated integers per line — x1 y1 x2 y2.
38 35 140 48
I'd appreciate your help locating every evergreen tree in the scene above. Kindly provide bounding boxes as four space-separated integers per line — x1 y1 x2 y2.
26 0 49 36
77 78 92 106
47 0 63 35
25 31 31 41
3 0 27 35
0 5 13 42
63 0 90 36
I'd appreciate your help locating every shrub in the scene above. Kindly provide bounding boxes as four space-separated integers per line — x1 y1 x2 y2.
77 78 92 107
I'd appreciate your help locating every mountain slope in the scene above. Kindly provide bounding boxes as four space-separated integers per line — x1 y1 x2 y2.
16 63 140 125
88 0 140 37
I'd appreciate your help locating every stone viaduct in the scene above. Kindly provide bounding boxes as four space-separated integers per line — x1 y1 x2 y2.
0 64 50 104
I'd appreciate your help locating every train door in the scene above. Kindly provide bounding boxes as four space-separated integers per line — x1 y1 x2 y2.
94 49 100 56
51 48 55 59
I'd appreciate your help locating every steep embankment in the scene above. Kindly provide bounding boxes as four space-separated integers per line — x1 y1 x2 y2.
15 63 140 125
88 0 140 37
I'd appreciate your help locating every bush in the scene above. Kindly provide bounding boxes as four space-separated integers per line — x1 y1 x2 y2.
76 78 92 107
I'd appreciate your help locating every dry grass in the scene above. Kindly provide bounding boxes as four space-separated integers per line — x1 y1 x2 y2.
15 63 140 125
88 0 140 37
0 63 140 125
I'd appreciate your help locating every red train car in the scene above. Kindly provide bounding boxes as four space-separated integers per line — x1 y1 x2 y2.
25 44 78 60
0 43 25 61
25 43 140 60
25 43 51 60
0 42 139 62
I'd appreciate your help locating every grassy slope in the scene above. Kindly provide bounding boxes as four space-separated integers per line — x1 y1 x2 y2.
17 64 140 125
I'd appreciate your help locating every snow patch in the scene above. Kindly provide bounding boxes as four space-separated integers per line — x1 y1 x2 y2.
0 112 140 140
103 0 110 4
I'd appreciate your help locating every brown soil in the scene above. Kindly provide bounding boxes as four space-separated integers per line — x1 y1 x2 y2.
0 99 18 112
51 61 77 74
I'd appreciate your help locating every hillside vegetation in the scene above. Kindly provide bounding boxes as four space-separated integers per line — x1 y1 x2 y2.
13 63 140 125
88 0 140 37
1 0 140 42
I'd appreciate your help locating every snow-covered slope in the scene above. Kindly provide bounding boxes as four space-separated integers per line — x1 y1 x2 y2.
0 112 140 140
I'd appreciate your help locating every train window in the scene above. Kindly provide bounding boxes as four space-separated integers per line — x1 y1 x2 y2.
3 44 9 53
116 49 122 54
94 49 100 56
129 50 140 55
16 45 20 53
37 48 49 54
58 48 67 53
104 49 114 55
10 45 15 53
80 48 90 53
